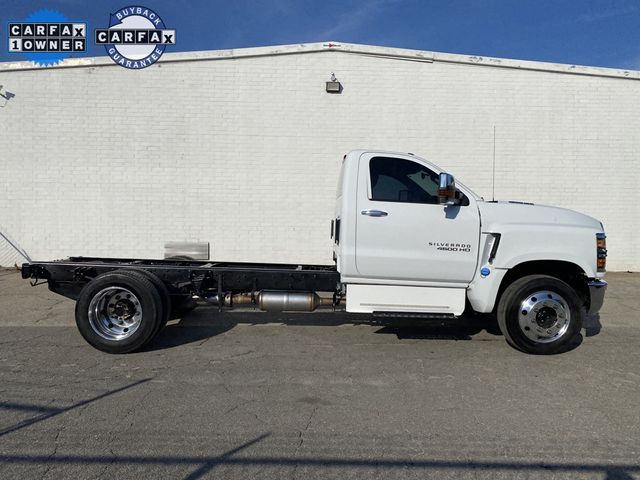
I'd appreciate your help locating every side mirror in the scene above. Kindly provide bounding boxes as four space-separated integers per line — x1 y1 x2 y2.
438 173 458 205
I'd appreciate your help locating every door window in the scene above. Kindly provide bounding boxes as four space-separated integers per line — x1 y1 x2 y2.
369 157 440 204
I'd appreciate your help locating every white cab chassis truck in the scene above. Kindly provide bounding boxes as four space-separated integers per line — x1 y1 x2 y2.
22 150 607 355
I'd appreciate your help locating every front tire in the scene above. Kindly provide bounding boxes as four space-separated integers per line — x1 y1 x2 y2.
75 272 163 353
497 274 584 354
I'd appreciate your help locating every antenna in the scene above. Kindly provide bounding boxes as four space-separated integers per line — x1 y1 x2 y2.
492 124 496 202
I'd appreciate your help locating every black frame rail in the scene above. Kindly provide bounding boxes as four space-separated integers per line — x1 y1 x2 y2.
22 257 340 300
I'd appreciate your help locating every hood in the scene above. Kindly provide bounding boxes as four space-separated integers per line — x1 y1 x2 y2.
477 200 603 231
475 200 604 277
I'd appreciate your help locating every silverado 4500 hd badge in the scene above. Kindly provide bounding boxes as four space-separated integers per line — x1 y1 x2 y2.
95 6 175 69
429 242 472 252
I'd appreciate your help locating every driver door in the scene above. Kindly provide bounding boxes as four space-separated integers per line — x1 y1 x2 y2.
355 153 480 284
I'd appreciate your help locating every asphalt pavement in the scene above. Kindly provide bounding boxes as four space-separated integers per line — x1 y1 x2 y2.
0 268 639 479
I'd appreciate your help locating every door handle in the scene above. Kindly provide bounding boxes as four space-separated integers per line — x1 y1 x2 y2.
361 209 388 217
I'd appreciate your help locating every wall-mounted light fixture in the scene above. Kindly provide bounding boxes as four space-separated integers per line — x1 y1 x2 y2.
326 73 342 94
0 85 16 107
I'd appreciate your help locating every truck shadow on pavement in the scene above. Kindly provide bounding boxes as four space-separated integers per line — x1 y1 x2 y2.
584 313 603 337
144 310 601 353
144 310 499 352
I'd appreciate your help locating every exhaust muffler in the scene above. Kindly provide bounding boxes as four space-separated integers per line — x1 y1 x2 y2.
197 290 333 312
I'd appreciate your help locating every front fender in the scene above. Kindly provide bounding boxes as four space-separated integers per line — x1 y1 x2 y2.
488 227 598 278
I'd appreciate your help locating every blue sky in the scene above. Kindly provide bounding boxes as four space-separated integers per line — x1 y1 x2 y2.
2 0 640 69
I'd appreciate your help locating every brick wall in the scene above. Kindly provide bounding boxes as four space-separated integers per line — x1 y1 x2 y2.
1 44 638 270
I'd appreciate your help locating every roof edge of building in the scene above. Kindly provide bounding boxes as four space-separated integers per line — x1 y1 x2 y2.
0 41 638 80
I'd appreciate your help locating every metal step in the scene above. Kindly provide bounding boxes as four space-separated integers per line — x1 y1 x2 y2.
372 312 457 319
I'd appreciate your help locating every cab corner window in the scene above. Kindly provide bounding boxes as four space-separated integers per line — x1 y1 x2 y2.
369 156 439 205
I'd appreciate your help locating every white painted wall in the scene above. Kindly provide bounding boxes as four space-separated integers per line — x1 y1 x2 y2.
1 43 638 270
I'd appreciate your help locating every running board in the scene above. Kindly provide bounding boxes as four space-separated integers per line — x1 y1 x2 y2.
372 312 457 319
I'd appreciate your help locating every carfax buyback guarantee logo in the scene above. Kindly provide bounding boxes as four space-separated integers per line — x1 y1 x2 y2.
95 6 175 69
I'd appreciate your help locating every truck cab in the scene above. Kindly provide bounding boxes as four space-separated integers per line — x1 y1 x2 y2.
333 150 607 354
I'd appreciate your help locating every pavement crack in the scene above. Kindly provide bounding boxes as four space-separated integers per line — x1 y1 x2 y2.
223 404 239 415
303 406 317 433
94 446 118 479
40 424 63 479
291 406 318 480
197 336 213 347
32 299 68 324
120 386 153 428
218 349 256 360
248 410 267 424
297 405 318 449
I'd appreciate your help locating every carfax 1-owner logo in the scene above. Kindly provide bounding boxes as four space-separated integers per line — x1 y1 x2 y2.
96 6 175 69
7 10 87 66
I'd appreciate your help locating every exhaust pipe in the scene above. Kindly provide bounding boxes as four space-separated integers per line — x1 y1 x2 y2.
197 290 333 312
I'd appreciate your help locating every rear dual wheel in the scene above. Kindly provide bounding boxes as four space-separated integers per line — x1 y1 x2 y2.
497 274 584 355
75 270 170 354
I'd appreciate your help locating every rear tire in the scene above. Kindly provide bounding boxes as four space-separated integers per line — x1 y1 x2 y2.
75 271 162 353
117 269 172 335
497 274 584 355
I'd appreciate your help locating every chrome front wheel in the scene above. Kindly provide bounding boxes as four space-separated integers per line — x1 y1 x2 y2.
518 290 571 343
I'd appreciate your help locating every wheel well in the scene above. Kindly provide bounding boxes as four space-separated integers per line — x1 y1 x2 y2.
495 260 590 312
